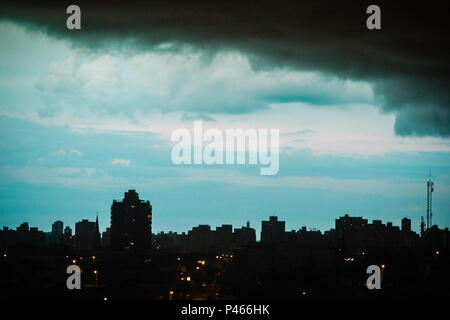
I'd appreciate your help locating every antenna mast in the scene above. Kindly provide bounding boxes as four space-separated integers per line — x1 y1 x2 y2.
426 170 434 230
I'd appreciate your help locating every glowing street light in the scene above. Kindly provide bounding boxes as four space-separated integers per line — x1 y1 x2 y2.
94 270 98 288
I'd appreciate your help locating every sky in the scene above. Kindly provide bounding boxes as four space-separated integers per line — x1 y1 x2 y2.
0 1 449 237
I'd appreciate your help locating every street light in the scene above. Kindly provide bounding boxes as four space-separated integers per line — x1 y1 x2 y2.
94 270 98 288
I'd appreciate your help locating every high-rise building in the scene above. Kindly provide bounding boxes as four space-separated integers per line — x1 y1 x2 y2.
401 217 415 247
234 222 256 246
335 214 368 255
75 219 97 251
261 216 286 244
401 218 411 233
64 226 72 237
51 220 63 237
101 227 111 248
111 190 152 253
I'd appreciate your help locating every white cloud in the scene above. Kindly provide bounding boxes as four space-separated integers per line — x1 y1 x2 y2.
32 50 374 118
71 148 82 156
111 158 131 166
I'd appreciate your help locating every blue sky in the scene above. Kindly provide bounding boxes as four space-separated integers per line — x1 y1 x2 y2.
0 20 449 236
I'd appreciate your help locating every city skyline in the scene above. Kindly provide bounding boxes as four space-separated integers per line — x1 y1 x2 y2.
1 2 450 246
1 187 448 301
1 187 446 242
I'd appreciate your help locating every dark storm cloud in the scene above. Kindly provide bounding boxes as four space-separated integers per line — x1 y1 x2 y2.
1 0 449 136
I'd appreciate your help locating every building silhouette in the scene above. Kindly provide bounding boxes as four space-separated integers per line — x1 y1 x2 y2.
48 220 64 244
64 226 72 237
401 217 411 233
51 221 63 238
261 216 286 244
102 227 111 248
335 214 368 254
95 214 101 249
153 222 257 254
234 221 256 246
75 219 97 251
110 189 152 253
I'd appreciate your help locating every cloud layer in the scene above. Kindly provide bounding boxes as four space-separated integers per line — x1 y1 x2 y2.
32 52 374 117
1 0 449 136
